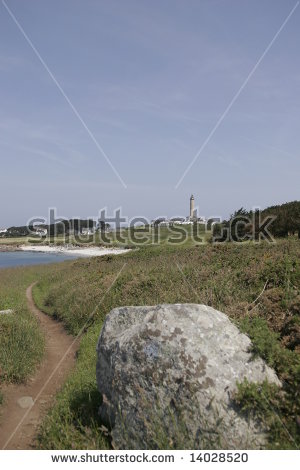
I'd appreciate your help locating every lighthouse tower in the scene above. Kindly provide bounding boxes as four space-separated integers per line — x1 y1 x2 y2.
190 194 195 220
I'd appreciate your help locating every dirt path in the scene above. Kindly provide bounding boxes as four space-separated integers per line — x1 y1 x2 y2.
0 283 79 449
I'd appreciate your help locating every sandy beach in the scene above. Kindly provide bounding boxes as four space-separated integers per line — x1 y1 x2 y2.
20 245 130 257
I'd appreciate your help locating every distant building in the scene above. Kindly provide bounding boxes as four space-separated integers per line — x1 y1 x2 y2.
34 227 48 237
81 228 95 236
152 218 167 226
188 194 206 223
190 194 195 219
170 217 185 224
0 228 7 234
150 195 206 226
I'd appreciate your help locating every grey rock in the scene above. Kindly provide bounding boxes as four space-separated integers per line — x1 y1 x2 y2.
17 396 34 409
96 304 281 449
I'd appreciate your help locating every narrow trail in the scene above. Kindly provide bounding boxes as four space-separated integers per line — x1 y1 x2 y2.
0 283 79 449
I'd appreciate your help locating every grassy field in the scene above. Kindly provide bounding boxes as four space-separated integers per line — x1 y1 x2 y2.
32 240 300 449
0 266 45 402
1 239 300 448
0 237 31 246
0 224 209 249
0 260 76 400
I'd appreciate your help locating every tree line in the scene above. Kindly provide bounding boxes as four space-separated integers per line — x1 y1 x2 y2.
213 201 300 241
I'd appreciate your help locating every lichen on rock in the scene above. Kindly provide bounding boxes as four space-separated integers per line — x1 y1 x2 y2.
96 304 281 449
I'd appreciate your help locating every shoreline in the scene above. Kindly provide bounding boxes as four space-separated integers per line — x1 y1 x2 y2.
0 244 130 257
20 245 130 257
0 245 22 252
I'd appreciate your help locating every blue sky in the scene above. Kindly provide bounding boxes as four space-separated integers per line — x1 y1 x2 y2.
0 0 299 226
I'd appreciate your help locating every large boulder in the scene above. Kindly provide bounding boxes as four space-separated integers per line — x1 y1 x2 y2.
96 304 280 449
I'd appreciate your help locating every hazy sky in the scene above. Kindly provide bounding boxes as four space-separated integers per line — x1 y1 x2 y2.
0 0 299 226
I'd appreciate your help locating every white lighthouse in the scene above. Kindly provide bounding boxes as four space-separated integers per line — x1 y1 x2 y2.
190 194 195 220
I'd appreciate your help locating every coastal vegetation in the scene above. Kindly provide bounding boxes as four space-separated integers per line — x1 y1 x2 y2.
0 267 45 387
31 241 300 448
1 231 300 449
0 224 208 249
213 201 300 241
1 200 300 246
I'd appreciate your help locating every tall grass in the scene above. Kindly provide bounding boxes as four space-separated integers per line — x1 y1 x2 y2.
35 323 109 450
33 240 300 449
0 265 56 388
1 240 299 448
0 307 44 383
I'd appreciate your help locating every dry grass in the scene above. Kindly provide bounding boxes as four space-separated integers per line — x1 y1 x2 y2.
1 239 299 448
32 239 300 449
0 267 45 385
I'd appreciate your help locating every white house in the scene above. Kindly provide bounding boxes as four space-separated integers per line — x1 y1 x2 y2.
35 228 48 237
81 228 95 236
